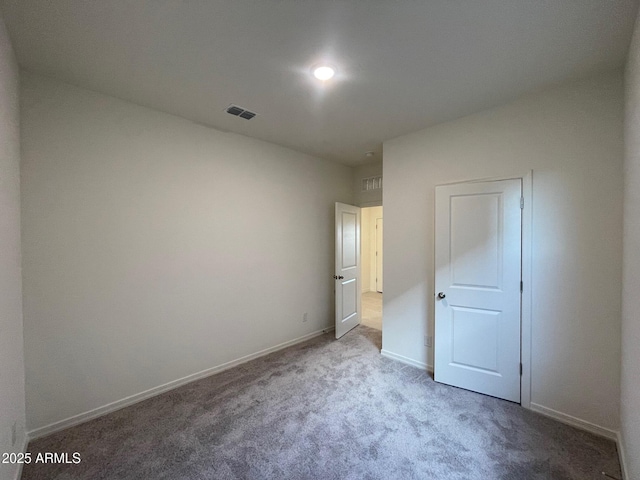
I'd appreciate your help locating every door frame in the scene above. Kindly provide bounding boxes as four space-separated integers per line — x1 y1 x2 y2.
375 216 383 293
434 171 532 409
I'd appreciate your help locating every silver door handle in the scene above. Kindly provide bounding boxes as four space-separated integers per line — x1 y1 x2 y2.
437 292 446 299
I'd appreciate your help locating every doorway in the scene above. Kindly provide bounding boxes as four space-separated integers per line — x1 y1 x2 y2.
361 206 383 330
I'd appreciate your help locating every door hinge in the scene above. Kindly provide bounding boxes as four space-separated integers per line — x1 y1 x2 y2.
520 197 524 209
520 281 523 292
520 363 523 376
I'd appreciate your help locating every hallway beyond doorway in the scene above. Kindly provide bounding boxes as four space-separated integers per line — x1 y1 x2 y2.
361 291 382 330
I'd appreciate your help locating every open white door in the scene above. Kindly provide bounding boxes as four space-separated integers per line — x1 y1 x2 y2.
335 202 361 339
434 179 522 402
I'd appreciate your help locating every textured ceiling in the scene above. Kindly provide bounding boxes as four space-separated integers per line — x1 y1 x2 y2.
1 0 638 165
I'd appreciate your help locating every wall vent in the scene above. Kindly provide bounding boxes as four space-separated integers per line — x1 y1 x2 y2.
361 175 382 192
226 104 258 120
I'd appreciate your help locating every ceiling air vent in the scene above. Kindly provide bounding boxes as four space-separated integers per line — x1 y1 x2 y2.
225 104 258 120
362 175 382 192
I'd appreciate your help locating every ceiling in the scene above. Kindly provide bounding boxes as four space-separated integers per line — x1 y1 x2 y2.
1 0 638 166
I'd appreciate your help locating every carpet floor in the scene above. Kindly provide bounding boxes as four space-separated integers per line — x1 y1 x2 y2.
21 326 621 480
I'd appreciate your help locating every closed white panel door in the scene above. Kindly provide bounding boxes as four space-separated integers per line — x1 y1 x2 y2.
434 179 522 402
376 217 383 293
335 203 361 339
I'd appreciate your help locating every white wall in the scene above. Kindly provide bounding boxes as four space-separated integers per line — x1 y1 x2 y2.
20 73 353 432
383 71 623 431
622 10 640 478
0 9 26 480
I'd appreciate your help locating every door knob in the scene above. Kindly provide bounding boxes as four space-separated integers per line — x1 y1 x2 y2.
333 275 344 280
338 275 344 279
437 292 446 299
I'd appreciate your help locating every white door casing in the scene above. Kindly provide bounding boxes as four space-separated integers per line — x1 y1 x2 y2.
434 179 522 402
376 217 383 293
335 203 361 339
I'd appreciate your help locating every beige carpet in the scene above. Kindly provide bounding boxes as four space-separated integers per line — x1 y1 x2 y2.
21 326 621 480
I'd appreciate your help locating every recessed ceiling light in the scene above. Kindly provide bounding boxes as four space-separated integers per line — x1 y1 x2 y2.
312 65 335 81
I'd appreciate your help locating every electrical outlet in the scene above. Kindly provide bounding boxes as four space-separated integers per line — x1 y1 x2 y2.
426 336 433 348
303 312 308 323
11 422 16 446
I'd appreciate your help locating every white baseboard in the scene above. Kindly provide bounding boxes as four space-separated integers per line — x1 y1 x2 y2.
617 431 628 480
28 327 333 440
380 349 433 372
529 402 617 440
